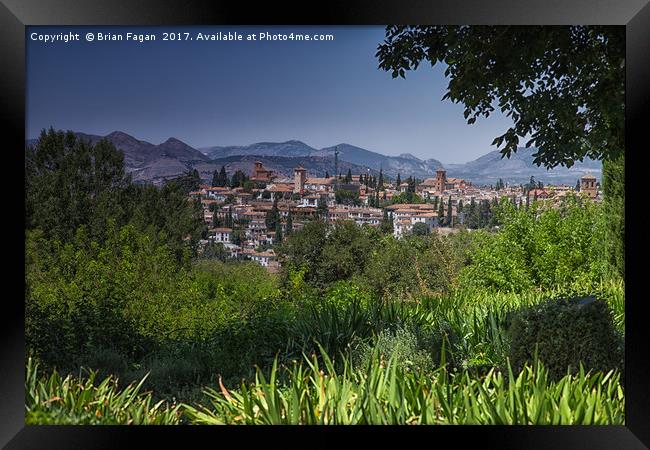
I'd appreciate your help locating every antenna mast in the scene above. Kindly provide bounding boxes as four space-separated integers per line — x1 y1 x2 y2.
334 145 339 192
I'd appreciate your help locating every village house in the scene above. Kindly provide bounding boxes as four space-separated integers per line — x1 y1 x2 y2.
209 227 233 244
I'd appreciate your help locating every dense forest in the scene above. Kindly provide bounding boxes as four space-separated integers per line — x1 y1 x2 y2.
24 127 624 425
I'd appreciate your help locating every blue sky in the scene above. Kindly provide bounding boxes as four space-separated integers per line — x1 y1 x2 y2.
26 25 516 164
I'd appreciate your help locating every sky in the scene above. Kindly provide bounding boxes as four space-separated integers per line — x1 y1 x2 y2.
26 25 516 164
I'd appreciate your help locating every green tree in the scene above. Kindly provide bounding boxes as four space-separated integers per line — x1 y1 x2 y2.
380 209 394 234
285 208 293 236
316 197 329 220
230 170 248 188
218 166 228 186
266 198 281 230
377 25 624 273
396 173 401 187
275 221 283 244
25 129 129 243
446 196 453 227
412 222 430 236
602 154 624 277
377 26 624 167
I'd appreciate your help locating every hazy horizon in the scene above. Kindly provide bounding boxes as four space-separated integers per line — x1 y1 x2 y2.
27 25 519 165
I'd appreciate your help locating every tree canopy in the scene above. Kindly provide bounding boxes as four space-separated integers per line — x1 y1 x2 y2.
376 26 624 168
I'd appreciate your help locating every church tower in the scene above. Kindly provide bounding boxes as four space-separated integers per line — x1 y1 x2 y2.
435 168 447 193
580 173 598 198
294 166 306 194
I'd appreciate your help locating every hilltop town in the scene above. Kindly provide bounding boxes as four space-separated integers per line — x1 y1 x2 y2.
191 160 601 271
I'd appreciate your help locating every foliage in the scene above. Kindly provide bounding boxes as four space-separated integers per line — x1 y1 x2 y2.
184 346 624 425
508 297 624 381
411 222 430 236
602 153 624 278
459 195 608 292
351 326 434 374
335 189 362 206
25 357 181 425
377 26 624 167
278 220 377 289
25 129 129 243
363 233 461 301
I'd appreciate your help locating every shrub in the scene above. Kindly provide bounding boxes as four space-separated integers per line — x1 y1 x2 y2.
508 297 624 381
351 326 434 374
363 233 461 301
459 196 609 293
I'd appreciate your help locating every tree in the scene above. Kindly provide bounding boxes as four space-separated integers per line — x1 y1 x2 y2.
25 129 129 243
275 221 283 244
285 208 293 236
325 171 330 178
377 26 625 274
230 170 248 188
575 179 581 192
380 209 394 234
231 228 245 246
446 196 453 227
345 168 352 183
378 168 384 189
316 197 329 220
412 222 430 236
602 154 624 277
212 165 228 187
438 200 445 226
377 26 624 167
218 166 228 186
266 198 281 230
396 173 401 187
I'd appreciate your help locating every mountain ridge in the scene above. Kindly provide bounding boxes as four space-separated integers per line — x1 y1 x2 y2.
26 131 601 185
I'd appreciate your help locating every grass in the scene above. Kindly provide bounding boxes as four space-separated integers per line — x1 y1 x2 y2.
25 357 182 425
183 345 625 425
25 280 625 425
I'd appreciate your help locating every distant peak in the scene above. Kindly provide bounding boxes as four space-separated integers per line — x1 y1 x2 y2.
106 130 137 140
162 137 187 145
398 153 421 161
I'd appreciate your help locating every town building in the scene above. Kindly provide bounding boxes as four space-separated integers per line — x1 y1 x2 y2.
580 174 598 198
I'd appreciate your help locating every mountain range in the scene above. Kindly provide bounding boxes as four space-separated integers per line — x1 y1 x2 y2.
26 131 601 186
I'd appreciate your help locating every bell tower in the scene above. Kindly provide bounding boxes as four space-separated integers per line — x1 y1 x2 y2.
435 168 447 193
294 166 306 194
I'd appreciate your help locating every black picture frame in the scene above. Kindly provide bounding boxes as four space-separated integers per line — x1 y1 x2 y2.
2 0 648 448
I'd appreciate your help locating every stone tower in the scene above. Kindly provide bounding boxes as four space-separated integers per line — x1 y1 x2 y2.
435 168 447 193
580 173 598 198
294 166 306 193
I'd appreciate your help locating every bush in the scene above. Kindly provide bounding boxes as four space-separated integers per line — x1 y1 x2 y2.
459 196 609 293
362 233 461 302
351 326 434 374
508 297 624 381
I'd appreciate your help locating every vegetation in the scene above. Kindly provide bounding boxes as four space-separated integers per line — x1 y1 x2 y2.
509 297 624 381
25 23 625 423
185 346 624 425
25 357 182 425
